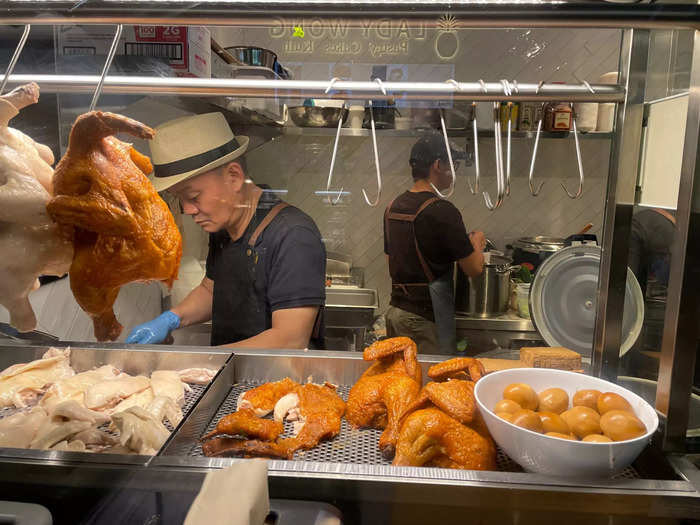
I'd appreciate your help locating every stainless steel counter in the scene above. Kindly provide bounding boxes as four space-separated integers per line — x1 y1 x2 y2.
456 312 536 332
0 344 697 523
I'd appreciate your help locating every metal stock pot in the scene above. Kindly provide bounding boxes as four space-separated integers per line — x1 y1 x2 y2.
455 254 513 318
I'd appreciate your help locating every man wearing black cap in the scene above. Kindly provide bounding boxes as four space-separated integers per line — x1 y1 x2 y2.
383 133 485 354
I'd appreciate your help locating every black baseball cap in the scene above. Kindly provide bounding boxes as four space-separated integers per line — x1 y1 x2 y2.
409 132 466 169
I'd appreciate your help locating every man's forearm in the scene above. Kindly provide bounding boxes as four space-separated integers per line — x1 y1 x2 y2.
221 327 307 350
171 283 213 328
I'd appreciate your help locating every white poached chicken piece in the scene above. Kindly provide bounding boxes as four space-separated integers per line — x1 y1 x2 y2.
0 348 73 408
0 82 73 332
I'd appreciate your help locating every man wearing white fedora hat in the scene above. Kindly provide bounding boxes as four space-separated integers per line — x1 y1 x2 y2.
126 112 326 349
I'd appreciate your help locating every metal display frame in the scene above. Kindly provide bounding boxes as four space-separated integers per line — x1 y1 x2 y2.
0 2 698 519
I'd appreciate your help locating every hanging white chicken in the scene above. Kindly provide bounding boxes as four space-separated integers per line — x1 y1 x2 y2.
0 82 73 332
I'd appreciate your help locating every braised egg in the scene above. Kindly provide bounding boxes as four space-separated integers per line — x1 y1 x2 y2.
511 409 544 433
545 432 576 441
582 434 613 443
538 411 571 435
600 410 646 441
503 383 538 411
572 389 601 410
538 388 569 414
560 406 601 439
597 392 633 415
494 399 522 414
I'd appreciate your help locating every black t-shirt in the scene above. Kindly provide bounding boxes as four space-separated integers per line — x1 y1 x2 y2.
205 191 326 344
384 191 473 320
628 208 676 300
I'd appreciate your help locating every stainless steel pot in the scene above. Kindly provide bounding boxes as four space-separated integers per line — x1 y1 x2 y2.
455 254 513 318
287 106 348 127
510 236 566 272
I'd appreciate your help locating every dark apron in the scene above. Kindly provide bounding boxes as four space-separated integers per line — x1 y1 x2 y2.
210 201 322 347
385 197 456 353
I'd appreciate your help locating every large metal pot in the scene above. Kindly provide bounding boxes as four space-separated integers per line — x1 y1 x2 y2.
455 254 513 318
510 236 566 272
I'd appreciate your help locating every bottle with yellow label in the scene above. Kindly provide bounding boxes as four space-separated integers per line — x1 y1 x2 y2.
499 101 519 129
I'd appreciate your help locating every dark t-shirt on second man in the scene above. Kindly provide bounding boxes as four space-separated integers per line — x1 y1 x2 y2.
384 191 473 321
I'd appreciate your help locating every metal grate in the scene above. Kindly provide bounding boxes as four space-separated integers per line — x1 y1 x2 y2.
189 381 641 479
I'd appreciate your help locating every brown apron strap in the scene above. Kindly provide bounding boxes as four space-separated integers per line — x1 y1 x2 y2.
412 197 440 282
248 202 290 247
386 196 441 285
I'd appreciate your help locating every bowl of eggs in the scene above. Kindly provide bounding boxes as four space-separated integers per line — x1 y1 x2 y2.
474 368 659 478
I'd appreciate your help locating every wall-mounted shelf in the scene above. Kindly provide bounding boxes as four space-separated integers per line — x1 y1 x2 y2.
278 127 614 140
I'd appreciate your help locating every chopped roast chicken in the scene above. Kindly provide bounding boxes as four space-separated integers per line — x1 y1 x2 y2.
0 348 73 408
346 337 422 458
150 370 188 406
177 368 217 385
47 111 182 341
273 382 346 455
0 82 73 332
111 406 170 455
84 374 150 411
0 406 48 448
203 408 284 442
236 377 300 417
392 358 496 470
40 364 119 412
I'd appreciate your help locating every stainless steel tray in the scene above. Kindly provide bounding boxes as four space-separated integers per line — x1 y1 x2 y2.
161 350 673 487
0 344 231 466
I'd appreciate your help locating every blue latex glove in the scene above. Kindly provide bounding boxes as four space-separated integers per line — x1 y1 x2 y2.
125 311 181 344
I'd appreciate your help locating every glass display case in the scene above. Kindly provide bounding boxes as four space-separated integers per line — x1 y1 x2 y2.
0 2 698 523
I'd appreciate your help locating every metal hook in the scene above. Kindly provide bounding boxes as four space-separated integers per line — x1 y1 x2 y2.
479 79 488 94
325 76 340 94
0 24 31 95
362 100 382 207
505 102 513 196
582 80 595 94
468 102 480 194
89 24 123 112
561 111 585 199
430 108 456 199
325 109 344 205
528 102 546 196
483 102 505 211
535 80 544 95
374 78 387 96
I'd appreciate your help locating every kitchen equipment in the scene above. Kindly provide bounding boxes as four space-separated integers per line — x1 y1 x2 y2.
211 38 246 66
225 45 290 80
347 105 364 129
363 103 397 130
0 322 59 344
529 244 644 357
455 254 513 318
515 283 531 319
288 105 348 127
510 236 567 271
475 368 659 478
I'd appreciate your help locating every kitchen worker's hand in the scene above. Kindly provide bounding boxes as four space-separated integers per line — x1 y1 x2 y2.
469 230 487 252
125 311 181 344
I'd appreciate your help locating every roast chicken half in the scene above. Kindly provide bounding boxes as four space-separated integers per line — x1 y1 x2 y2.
47 112 182 341
0 82 73 332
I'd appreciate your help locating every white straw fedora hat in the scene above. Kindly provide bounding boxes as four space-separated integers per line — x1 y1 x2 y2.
149 112 249 192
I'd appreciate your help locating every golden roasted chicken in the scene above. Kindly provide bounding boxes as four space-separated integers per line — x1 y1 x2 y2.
203 408 284 442
392 357 496 470
275 382 346 454
346 337 422 457
237 377 300 417
47 112 182 341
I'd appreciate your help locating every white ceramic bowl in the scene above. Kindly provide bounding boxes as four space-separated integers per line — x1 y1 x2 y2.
474 368 659 478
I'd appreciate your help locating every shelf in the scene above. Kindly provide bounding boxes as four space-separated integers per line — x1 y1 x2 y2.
279 127 613 140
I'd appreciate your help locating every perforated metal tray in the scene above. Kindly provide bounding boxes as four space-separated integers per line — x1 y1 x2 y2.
184 381 641 479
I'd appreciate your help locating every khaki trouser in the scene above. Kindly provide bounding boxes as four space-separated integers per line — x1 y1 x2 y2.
385 305 438 354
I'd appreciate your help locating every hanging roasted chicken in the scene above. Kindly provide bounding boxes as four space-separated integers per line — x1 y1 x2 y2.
0 82 73 332
47 112 182 341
